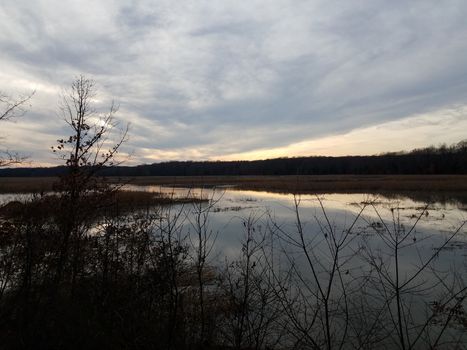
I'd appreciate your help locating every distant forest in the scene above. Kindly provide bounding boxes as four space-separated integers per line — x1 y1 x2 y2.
1 140 467 177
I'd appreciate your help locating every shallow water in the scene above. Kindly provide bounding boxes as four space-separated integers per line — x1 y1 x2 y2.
122 185 467 250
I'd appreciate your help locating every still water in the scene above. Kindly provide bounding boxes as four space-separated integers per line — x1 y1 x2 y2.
124 185 467 264
2 186 466 269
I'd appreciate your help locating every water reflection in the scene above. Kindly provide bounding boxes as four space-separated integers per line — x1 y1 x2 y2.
118 185 467 270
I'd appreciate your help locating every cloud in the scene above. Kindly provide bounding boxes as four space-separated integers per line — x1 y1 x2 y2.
0 0 467 166
214 106 467 160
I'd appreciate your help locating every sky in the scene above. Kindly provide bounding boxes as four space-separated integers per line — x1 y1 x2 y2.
1 0 467 166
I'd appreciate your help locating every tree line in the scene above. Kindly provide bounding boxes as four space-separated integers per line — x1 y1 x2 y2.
1 140 467 177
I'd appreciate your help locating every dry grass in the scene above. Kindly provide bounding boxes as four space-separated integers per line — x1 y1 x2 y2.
109 190 207 209
1 175 467 194
111 175 467 193
0 190 206 219
0 177 57 193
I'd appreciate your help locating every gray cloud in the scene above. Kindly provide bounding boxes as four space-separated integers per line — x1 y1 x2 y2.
1 0 467 165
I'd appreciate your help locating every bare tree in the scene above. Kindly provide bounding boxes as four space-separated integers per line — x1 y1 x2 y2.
52 75 128 194
51 75 129 290
219 212 284 350
0 90 34 166
186 189 222 346
266 195 368 349
357 203 467 349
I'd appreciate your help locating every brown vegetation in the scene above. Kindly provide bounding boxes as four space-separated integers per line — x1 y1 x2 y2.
116 174 467 193
0 191 206 219
0 176 56 193
2 174 467 194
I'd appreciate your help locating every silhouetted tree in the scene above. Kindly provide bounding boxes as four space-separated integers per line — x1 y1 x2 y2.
50 75 128 290
0 90 34 166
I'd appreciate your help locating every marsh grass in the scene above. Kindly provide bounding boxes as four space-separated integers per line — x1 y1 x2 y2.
2 175 467 194
0 176 56 193
0 190 207 219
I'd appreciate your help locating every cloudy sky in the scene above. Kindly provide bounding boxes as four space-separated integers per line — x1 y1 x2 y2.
1 0 467 166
